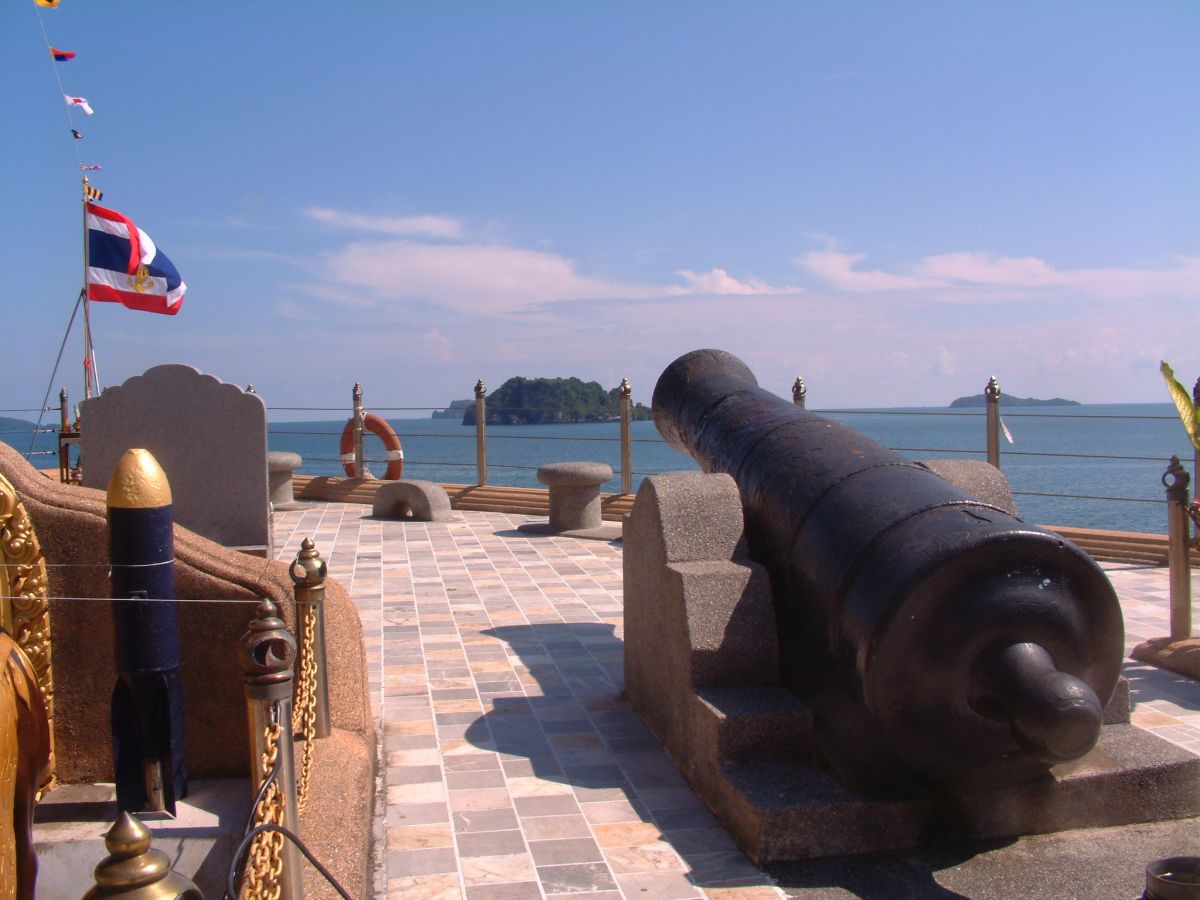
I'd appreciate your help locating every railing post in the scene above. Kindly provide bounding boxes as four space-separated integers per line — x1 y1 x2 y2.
240 598 302 900
57 387 70 482
85 811 203 899
985 375 1001 470
352 382 365 479
291 538 331 740
792 376 806 408
618 377 633 495
475 379 488 487
1164 457 1192 641
1194 377 1200 542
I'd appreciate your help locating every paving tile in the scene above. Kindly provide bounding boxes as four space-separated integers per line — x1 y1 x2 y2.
465 883 543 900
527 837 606 866
453 808 520 833
389 802 451 828
457 829 528 857
386 872 464 899
460 853 538 886
388 847 459 877
614 870 706 899
389 822 455 850
515 794 582 818
536 861 619 894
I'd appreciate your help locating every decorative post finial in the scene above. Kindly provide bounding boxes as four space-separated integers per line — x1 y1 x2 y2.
474 379 487 398
985 375 1001 401
85 811 202 898
619 377 631 398
245 384 255 394
792 377 806 407
290 537 327 587
240 598 297 689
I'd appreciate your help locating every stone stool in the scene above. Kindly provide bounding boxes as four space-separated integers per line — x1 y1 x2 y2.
372 479 453 521
267 451 303 508
537 461 613 532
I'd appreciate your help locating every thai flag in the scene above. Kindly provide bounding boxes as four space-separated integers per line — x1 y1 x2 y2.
86 202 186 315
64 94 93 115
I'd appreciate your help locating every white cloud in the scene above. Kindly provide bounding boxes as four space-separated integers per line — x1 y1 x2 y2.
799 247 1200 300
314 239 650 314
304 207 465 239
797 250 944 292
669 267 801 296
421 328 455 363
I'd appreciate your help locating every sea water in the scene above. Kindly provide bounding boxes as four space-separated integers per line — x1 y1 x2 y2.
264 403 1193 535
6 403 1193 534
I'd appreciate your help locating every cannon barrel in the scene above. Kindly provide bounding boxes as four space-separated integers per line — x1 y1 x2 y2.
652 349 1124 787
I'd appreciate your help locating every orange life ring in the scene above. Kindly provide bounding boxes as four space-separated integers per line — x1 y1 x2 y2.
339 413 404 480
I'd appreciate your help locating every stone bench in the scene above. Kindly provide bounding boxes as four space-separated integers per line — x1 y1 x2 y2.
537 461 613 532
372 479 454 521
267 451 303 509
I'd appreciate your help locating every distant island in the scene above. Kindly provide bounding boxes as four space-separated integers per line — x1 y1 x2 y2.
431 399 472 420
459 377 652 425
949 394 1081 409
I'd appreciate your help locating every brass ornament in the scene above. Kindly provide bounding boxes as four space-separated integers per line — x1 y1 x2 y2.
84 811 202 898
0 471 54 791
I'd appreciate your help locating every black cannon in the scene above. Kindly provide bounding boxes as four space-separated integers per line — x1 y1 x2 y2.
652 349 1124 790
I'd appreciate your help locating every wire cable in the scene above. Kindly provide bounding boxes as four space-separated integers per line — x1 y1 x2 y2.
26 289 83 458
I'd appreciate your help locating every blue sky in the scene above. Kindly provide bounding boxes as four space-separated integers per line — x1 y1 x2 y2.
4 1 1197 417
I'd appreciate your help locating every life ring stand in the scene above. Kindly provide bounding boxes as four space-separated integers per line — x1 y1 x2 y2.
339 413 404 480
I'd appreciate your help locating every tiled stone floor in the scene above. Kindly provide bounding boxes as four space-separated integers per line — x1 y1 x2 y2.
272 503 1200 900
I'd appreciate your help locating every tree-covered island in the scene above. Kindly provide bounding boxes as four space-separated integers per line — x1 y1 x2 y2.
452 377 652 425
949 394 1080 408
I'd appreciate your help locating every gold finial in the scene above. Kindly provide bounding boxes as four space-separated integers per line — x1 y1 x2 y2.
290 537 327 589
474 379 487 398
985 376 1001 401
618 377 632 398
105 449 172 509
85 811 202 898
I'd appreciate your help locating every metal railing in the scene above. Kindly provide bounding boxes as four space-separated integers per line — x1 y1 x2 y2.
5 375 1199 536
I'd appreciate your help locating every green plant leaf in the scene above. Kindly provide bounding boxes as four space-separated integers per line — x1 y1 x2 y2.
1161 360 1200 452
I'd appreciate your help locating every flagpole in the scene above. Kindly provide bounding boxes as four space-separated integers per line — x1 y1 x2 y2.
81 176 95 400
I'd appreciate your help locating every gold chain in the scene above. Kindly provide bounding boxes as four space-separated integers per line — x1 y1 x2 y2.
294 602 318 811
243 720 286 900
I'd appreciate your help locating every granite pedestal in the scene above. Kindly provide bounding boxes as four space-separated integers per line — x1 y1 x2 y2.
519 461 621 540
268 450 304 510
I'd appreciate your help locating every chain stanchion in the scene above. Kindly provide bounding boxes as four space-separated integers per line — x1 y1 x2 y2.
240 599 302 900
84 811 202 898
290 538 330 812
618 377 632 495
1193 377 1200 542
351 383 365 480
474 379 488 486
1164 457 1193 642
792 376 806 408
985 375 1001 470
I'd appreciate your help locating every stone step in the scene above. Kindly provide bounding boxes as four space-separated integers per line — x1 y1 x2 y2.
693 685 814 764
